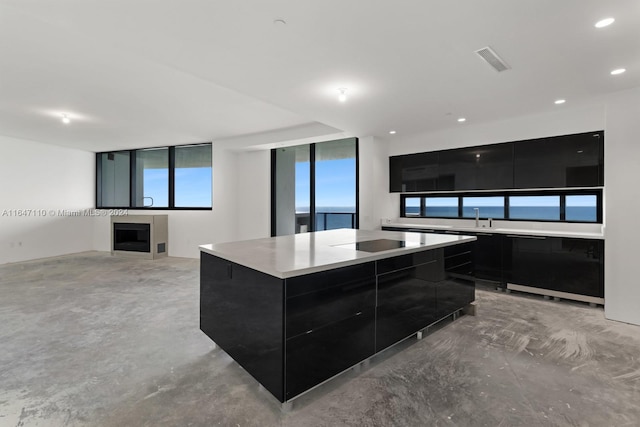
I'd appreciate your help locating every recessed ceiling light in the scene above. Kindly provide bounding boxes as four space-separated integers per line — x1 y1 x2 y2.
611 68 626 75
61 113 70 124
457 117 466 122
554 99 566 105
338 88 347 102
389 130 396 135
595 17 615 28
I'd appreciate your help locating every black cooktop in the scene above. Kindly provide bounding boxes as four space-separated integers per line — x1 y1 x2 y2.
353 239 406 252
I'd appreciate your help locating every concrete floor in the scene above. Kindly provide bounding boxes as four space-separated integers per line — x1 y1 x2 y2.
1 252 640 426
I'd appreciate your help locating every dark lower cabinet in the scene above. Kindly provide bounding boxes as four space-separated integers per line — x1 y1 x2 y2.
376 260 440 351
382 226 604 299
504 235 604 298
285 310 375 399
201 247 475 404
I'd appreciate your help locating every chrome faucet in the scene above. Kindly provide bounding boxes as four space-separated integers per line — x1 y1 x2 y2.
474 208 480 227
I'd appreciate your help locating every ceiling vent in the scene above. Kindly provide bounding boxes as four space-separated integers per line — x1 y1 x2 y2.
475 46 511 72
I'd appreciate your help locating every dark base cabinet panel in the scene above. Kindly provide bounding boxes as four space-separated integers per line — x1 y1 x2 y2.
376 273 438 351
437 277 475 319
285 310 375 400
200 253 284 402
504 236 604 298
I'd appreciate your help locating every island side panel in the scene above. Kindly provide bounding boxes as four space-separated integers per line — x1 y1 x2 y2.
200 252 284 401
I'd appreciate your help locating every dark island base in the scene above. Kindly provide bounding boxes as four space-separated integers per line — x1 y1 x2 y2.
200 243 475 408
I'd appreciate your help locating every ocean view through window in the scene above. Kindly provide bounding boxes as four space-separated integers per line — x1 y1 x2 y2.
400 190 601 223
272 138 358 236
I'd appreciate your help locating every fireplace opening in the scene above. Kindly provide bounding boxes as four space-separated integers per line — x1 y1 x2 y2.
113 222 151 253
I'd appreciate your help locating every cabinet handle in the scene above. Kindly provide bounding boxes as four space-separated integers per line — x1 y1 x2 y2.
444 230 460 234
506 234 547 239
475 232 494 236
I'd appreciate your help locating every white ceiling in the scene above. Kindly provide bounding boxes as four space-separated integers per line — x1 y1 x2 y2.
1 0 639 152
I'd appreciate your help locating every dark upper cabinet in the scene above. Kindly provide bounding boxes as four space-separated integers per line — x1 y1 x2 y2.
389 152 438 192
514 131 603 188
437 147 477 190
389 130 602 193
437 143 514 191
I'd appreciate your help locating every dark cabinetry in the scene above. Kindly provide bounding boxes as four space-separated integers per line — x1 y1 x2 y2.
513 131 603 189
389 152 438 192
438 144 513 191
389 131 603 192
284 263 376 399
504 235 604 298
201 246 475 404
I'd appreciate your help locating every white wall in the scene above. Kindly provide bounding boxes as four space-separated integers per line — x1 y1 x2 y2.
604 87 640 326
358 136 396 230
235 149 271 240
0 135 95 264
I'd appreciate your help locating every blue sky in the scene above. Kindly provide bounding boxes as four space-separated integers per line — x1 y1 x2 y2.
295 158 356 211
143 167 212 207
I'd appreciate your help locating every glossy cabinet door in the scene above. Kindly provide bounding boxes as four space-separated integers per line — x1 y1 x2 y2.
437 147 477 191
389 152 438 192
514 131 603 188
504 235 604 298
376 255 442 351
547 238 604 297
475 143 514 189
504 235 552 287
473 233 503 283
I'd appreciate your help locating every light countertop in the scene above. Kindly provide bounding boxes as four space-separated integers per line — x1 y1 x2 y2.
385 222 604 240
200 229 476 279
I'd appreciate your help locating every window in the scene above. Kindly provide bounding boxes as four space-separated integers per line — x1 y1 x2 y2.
566 195 597 222
404 197 421 217
400 190 601 223
134 147 169 208
462 196 505 219
425 197 458 217
272 138 358 236
96 143 212 209
509 195 560 221
97 151 130 207
175 144 212 208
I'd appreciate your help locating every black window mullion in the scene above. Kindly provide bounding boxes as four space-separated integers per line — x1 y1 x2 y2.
458 195 463 218
560 194 567 221
168 146 176 208
310 144 316 232
96 153 102 208
129 150 136 208
504 194 510 220
420 197 426 217
354 138 359 229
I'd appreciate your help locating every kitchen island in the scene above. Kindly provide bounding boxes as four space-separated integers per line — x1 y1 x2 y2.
200 229 476 407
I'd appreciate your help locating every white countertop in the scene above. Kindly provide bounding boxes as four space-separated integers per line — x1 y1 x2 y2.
385 222 604 240
199 229 476 279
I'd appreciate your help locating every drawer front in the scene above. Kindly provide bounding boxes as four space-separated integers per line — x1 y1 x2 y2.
286 262 375 298
285 310 375 400
286 277 376 338
376 249 439 275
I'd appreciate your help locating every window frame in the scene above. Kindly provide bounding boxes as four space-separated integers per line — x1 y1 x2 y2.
399 188 602 224
96 143 212 210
